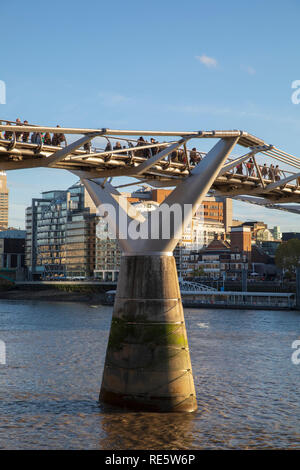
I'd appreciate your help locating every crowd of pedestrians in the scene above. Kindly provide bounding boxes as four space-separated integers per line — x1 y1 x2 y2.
1 119 67 147
235 157 283 181
101 136 203 165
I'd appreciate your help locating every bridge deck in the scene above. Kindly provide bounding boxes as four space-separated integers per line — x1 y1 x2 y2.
0 122 300 203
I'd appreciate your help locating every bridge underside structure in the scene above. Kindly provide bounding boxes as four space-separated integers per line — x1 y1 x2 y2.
1 122 300 412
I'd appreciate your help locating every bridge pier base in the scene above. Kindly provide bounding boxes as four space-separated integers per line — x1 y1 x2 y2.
100 253 197 412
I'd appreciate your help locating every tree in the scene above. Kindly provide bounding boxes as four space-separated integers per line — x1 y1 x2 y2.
275 239 300 276
192 266 205 277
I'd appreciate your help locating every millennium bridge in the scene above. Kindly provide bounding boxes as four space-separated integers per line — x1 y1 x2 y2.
0 120 300 205
1 119 299 413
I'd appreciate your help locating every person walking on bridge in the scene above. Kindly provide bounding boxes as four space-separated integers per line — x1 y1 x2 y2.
135 136 145 157
22 120 30 143
246 158 254 176
104 140 112 152
83 141 91 153
52 125 66 147
268 164 275 181
177 148 186 163
33 133 44 145
190 148 200 165
135 136 150 158
261 163 268 179
274 165 281 181
113 141 122 153
4 122 13 140
236 162 243 174
150 137 158 156
44 132 52 145
15 118 23 141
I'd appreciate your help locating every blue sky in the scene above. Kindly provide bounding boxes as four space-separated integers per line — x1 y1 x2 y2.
1 0 300 231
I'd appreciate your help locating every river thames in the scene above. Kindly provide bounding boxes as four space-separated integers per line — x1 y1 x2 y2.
0 300 299 449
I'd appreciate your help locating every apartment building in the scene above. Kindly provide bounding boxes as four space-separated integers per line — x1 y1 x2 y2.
25 182 97 279
187 231 250 280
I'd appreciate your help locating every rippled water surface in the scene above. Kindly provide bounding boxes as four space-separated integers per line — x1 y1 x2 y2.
0 300 299 449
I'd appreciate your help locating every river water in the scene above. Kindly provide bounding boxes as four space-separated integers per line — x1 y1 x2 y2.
0 300 299 450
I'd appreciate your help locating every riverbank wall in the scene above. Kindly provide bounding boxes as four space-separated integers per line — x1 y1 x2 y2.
0 282 114 303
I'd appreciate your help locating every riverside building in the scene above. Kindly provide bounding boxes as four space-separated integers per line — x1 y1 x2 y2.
0 229 25 280
0 171 9 229
25 182 97 279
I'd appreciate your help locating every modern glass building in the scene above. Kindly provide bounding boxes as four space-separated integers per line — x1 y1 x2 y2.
25 182 97 279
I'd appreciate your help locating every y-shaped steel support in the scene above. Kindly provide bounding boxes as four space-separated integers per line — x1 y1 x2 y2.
75 137 238 412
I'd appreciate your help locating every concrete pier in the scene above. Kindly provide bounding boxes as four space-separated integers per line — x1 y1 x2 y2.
99 254 197 412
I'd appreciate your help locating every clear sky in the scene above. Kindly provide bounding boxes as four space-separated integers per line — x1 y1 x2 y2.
1 0 300 231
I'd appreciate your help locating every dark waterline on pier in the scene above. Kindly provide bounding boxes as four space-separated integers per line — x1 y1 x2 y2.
0 300 299 449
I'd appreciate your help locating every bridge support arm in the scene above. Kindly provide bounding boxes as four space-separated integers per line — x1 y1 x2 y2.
156 137 239 252
75 175 145 254
262 171 300 193
46 132 103 167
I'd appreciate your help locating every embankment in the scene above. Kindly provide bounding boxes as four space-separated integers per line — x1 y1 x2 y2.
0 282 111 303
